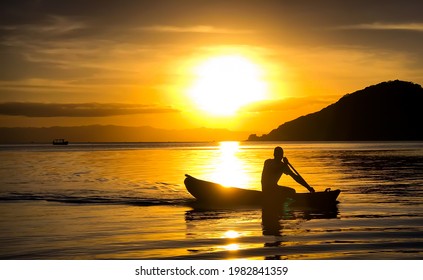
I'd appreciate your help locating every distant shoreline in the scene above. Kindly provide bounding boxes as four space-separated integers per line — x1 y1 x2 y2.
2 140 423 145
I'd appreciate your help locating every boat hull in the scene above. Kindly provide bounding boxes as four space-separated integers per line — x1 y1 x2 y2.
184 174 340 209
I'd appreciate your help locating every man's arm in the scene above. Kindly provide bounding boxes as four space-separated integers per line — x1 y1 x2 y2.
283 159 315 193
293 173 315 193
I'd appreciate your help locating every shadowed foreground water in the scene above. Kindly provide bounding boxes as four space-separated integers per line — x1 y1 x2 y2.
0 142 422 259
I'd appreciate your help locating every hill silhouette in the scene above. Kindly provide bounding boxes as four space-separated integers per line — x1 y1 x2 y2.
249 80 423 141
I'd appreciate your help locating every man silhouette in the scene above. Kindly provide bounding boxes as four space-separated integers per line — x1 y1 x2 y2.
261 146 315 199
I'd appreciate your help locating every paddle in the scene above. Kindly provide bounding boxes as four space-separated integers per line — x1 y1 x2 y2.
283 157 315 193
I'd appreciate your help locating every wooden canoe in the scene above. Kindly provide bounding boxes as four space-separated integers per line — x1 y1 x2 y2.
184 174 340 209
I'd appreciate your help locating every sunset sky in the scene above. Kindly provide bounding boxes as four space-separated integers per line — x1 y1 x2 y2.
1 0 423 134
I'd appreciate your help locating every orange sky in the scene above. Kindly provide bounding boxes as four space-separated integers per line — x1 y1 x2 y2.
1 0 423 135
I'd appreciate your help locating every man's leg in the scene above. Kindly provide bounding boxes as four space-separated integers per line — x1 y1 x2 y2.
278 185 296 198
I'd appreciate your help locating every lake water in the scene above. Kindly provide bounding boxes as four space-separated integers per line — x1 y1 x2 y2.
0 142 422 259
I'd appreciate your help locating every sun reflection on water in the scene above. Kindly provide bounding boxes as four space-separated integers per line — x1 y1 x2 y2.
224 230 240 239
224 243 240 251
209 141 252 188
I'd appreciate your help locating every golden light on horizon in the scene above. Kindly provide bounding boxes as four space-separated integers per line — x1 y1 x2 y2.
188 55 268 116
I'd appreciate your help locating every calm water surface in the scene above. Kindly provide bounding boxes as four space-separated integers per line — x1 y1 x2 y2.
0 142 422 259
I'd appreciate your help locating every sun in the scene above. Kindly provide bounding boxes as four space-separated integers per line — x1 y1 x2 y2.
188 55 267 116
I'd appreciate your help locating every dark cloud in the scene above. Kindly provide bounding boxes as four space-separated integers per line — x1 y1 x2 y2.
0 102 180 117
3 1 422 32
2 1 423 46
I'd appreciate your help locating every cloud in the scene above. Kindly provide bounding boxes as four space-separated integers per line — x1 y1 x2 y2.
336 22 423 32
241 97 332 113
139 25 254 34
0 102 180 117
0 15 88 40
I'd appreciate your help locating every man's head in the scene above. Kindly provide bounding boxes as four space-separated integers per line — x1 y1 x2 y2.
273 146 284 161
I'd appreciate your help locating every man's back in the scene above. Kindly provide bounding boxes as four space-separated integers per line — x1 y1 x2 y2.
261 158 287 191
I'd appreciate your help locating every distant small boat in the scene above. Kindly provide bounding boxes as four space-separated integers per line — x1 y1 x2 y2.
52 139 69 145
